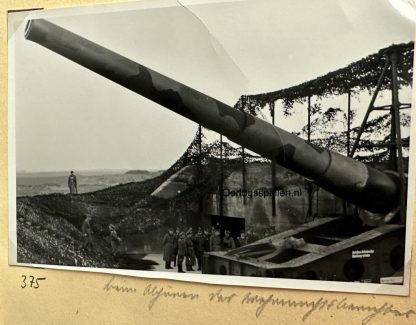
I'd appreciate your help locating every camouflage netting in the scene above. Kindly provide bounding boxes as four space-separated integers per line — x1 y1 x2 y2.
232 42 413 161
167 43 413 166
160 129 266 180
236 42 414 115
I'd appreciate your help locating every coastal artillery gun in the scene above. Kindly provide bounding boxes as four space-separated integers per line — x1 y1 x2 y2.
25 19 409 282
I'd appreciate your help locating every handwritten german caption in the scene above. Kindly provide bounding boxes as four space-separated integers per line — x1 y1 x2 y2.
103 276 414 325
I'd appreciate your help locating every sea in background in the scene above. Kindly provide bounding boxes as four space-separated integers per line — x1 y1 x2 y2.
16 169 163 197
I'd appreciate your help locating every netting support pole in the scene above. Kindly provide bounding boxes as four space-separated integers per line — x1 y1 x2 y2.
241 96 247 205
220 134 224 218
242 147 247 205
349 60 390 158
343 91 352 217
390 50 406 224
306 96 313 220
347 91 351 156
198 124 203 217
270 101 276 217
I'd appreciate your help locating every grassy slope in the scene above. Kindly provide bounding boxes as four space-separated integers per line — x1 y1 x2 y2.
16 173 168 268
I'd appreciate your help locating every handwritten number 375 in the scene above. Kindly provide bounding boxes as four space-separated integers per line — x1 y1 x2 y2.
21 275 46 289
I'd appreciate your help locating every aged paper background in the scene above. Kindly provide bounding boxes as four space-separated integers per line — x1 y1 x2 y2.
1 0 416 324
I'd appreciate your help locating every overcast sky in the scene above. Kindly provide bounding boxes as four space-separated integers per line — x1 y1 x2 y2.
9 0 414 172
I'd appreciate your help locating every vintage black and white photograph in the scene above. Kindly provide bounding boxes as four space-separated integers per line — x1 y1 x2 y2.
8 0 415 294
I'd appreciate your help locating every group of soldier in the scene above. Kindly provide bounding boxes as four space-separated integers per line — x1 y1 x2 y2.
162 227 268 273
72 171 274 270
80 213 276 271
162 228 206 273
73 170 277 269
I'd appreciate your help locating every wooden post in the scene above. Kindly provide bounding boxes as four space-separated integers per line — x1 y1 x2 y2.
347 91 351 156
390 51 406 224
198 124 203 216
270 101 276 217
220 134 224 217
307 96 313 219
242 147 247 205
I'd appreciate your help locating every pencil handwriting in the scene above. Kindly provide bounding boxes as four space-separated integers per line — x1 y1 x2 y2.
102 277 415 324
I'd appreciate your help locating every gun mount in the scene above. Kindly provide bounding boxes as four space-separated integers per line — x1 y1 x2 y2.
25 19 408 282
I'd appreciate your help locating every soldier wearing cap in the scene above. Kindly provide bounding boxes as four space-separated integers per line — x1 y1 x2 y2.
203 229 211 252
177 232 187 273
109 224 121 256
185 231 196 271
236 231 248 248
222 230 235 250
162 228 175 269
210 228 222 251
246 228 259 244
81 215 94 252
193 227 205 271
172 227 180 267
263 228 271 239
68 170 78 195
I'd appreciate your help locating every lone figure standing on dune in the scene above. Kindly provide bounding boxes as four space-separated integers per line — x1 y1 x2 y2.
68 170 78 195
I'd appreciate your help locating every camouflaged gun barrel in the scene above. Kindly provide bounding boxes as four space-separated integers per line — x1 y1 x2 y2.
25 19 400 216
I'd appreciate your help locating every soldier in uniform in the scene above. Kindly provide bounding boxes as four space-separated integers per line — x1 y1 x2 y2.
68 170 78 195
236 232 248 248
81 215 93 252
109 224 122 256
210 228 222 251
185 231 196 271
262 228 271 239
222 230 235 250
162 228 175 269
172 227 180 266
177 232 187 273
246 228 259 244
203 229 211 252
193 228 205 271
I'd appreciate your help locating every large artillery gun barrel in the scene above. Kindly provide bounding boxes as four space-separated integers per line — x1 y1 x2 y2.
25 19 401 217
